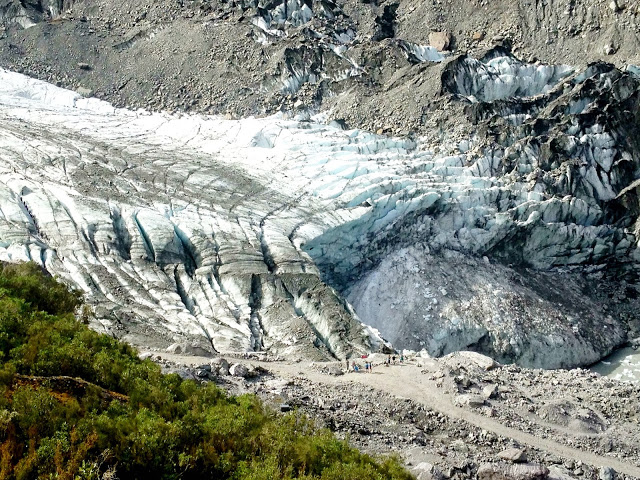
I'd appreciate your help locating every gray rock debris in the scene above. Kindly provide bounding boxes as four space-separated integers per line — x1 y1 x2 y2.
497 448 528 463
599 466 617 480
477 462 549 480
212 357 230 376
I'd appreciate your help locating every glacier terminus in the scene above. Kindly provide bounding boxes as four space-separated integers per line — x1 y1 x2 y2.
0 57 639 369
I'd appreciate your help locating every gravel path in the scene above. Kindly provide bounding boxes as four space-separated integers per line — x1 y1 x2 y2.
265 360 640 477
156 350 640 478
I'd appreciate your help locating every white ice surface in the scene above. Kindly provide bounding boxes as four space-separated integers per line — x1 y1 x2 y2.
0 68 635 362
452 55 574 102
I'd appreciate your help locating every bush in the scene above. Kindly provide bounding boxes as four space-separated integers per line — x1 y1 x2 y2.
0 262 414 480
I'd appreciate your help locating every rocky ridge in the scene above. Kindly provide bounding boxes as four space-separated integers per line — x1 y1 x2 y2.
0 0 639 134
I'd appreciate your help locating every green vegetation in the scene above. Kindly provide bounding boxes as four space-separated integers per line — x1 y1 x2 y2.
0 262 413 480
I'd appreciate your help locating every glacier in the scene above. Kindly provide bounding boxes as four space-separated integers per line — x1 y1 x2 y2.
0 53 639 367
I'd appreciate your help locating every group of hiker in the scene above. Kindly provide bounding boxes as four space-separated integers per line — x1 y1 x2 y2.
346 354 405 373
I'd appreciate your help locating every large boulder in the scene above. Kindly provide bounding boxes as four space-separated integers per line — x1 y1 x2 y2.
429 31 452 51
212 357 230 376
599 467 617 480
478 462 549 480
454 394 486 408
497 448 528 463
229 363 249 377
413 462 446 480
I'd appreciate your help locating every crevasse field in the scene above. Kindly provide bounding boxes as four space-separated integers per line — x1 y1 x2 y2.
0 65 638 373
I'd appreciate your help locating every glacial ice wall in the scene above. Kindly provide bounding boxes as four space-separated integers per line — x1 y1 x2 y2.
442 52 574 102
0 54 638 367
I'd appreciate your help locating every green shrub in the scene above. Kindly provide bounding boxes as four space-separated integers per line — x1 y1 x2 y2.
0 262 415 480
0 262 81 315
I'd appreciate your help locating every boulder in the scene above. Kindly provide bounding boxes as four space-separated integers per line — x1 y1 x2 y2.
166 343 184 354
245 365 268 378
599 466 617 480
229 363 249 377
497 448 527 463
195 369 211 379
547 466 575 480
429 31 452 51
443 351 498 371
76 87 93 97
212 357 230 376
413 462 446 480
483 384 499 399
455 375 472 388
604 43 617 55
412 431 428 446
455 394 485 408
477 462 549 480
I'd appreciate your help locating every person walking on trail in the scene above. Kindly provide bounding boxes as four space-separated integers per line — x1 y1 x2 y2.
392 355 396 364
400 354 404 363
369 361 373 373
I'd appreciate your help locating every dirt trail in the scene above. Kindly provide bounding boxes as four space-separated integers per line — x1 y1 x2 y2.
264 359 640 477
